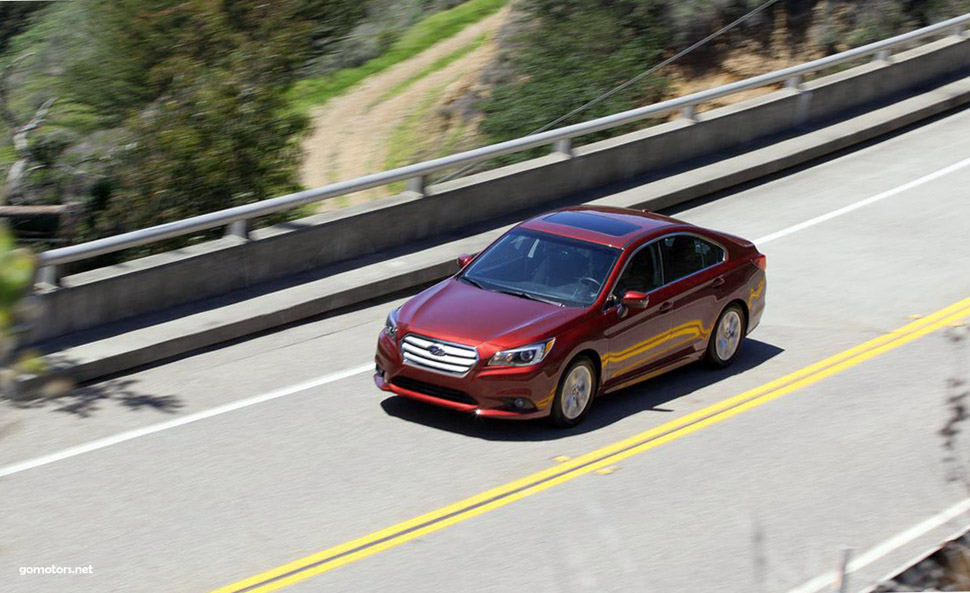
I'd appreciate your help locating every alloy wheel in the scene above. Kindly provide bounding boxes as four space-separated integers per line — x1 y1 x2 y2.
560 364 593 420
715 309 743 361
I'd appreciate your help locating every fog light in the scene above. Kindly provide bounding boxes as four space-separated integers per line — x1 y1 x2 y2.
505 397 535 412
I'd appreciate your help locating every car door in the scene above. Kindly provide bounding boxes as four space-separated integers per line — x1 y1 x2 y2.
602 241 677 388
659 234 728 357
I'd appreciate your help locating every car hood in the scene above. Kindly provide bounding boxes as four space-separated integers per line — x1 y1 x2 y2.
399 278 587 348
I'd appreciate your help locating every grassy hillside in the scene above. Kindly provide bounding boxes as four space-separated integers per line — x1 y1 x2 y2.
289 0 506 112
2 0 970 257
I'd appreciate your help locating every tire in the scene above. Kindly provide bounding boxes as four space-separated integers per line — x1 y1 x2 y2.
549 357 596 428
705 303 747 369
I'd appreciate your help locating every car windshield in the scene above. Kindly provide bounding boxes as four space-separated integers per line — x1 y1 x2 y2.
459 229 621 308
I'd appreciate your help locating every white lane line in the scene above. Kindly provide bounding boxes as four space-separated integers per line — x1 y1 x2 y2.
0 363 373 479
8 149 970 479
786 498 970 593
755 155 970 245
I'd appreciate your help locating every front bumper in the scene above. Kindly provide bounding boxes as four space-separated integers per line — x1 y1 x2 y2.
374 331 557 420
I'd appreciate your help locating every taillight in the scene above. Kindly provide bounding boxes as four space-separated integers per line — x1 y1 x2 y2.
753 254 767 271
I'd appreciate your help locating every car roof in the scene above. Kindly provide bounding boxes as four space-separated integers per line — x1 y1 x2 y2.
518 206 690 248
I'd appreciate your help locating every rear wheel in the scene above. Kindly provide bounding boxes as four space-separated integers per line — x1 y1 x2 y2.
706 304 746 368
550 357 596 428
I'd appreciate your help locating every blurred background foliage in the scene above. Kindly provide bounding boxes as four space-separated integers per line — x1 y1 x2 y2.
478 0 970 147
74 0 320 239
0 224 32 327
0 222 35 393
0 0 969 264
479 0 669 148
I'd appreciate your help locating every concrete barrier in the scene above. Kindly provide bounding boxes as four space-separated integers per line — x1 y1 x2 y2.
31 36 970 344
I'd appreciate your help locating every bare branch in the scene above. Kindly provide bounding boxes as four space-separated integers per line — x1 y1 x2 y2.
2 95 54 205
0 55 58 207
12 97 57 155
2 159 26 205
0 53 35 127
21 97 56 143
55 162 96 177
25 97 56 130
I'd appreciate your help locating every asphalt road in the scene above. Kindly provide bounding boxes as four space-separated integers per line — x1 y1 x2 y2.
4 106 970 593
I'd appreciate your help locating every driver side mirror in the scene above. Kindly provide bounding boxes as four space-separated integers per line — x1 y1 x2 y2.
621 290 649 309
457 253 474 268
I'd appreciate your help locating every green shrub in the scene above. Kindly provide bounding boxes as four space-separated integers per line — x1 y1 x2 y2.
479 1 667 156
0 223 33 383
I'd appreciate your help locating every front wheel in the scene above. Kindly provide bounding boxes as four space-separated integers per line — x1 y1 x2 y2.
705 304 746 369
550 357 596 428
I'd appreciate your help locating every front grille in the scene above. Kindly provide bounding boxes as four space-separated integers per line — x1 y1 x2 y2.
401 334 478 375
390 376 477 406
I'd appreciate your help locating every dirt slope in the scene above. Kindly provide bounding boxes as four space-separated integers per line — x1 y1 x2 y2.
300 7 510 206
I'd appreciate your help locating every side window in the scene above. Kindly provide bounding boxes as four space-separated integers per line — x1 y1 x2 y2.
661 235 724 282
612 243 661 300
696 239 725 267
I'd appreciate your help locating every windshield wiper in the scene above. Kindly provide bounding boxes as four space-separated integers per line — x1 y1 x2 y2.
495 289 564 307
459 276 484 290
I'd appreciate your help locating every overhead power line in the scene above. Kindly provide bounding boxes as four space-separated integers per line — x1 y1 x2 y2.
437 0 782 183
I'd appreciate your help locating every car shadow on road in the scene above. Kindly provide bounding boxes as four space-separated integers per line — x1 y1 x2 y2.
380 339 784 441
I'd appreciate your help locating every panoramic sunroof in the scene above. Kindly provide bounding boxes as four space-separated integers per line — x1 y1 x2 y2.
543 211 640 237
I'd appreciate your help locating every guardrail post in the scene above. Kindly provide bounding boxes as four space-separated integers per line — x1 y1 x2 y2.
953 23 967 37
680 105 698 121
36 264 60 289
785 75 803 90
835 547 853 593
552 138 573 157
873 49 892 63
226 220 249 240
407 175 427 196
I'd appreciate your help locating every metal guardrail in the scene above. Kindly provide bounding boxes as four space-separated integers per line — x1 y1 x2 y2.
34 13 970 285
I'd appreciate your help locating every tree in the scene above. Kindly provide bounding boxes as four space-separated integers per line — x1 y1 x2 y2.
0 53 58 206
66 0 364 121
66 0 363 246
92 73 307 236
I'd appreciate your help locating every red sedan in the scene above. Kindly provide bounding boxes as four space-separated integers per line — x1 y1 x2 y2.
375 206 766 427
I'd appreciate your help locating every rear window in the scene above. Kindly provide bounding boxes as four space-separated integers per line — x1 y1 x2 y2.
660 235 726 282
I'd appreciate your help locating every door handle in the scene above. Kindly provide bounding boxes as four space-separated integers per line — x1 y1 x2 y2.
712 277 726 288
658 302 673 313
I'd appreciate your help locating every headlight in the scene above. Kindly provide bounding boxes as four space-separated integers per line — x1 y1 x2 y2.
384 307 400 338
488 339 555 367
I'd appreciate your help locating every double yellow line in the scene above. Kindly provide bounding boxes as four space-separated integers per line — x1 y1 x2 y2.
212 296 970 593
